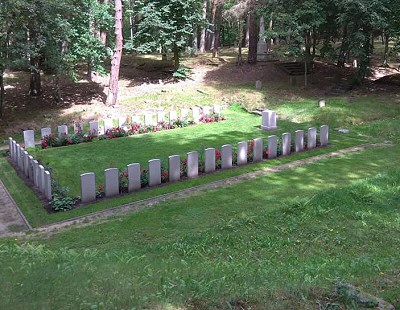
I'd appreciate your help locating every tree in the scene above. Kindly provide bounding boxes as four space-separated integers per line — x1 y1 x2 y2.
106 0 123 106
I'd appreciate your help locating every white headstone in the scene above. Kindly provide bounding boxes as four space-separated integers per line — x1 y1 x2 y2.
157 111 166 123
44 171 52 201
118 117 126 127
89 121 99 136
319 99 326 107
12 140 17 162
104 119 114 132
8 137 13 158
41 127 52 138
253 138 263 162
204 148 216 173
74 122 84 133
192 107 201 123
23 151 29 176
256 80 262 89
221 144 233 169
187 151 199 178
261 110 277 131
33 160 39 186
81 173 96 203
28 155 34 180
132 115 141 124
105 168 119 197
169 111 178 122
58 125 68 136
127 163 141 192
23 130 35 148
38 165 45 193
237 141 248 166
202 106 212 115
144 114 154 126
307 127 317 149
148 159 161 187
181 108 189 118
295 130 304 152
320 125 329 146
282 133 291 156
168 155 181 183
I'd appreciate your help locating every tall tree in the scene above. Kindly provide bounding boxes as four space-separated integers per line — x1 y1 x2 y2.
106 0 123 106
199 0 208 53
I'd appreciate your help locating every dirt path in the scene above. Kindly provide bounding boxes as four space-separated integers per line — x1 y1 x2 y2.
0 180 31 235
5 142 383 238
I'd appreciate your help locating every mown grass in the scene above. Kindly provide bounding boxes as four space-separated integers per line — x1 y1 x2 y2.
1 144 399 309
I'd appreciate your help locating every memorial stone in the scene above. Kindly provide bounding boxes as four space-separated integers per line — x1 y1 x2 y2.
74 122 84 133
41 127 51 138
148 159 161 187
181 108 189 118
23 151 29 176
28 155 34 180
81 173 96 203
132 115 141 124
261 110 277 131
89 121 99 135
104 119 114 131
105 168 119 197
33 160 39 186
237 141 248 166
307 127 317 149
221 144 233 169
169 111 177 122
44 171 52 200
192 107 201 123
253 138 263 162
168 155 181 183
204 148 216 173
187 151 199 178
157 111 166 123
295 130 304 152
58 125 68 136
39 165 45 193
127 163 141 192
320 125 329 146
23 130 35 148
282 133 291 156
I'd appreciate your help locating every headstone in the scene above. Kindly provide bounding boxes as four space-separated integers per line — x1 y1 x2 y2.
118 116 126 127
157 111 166 123
192 107 201 123
74 122 84 133
319 99 326 107
202 106 212 115
23 130 35 148
80 173 96 203
144 114 154 126
320 125 329 146
169 111 178 122
213 105 222 115
187 151 199 178
127 163 141 192
353 59 358 68
16 145 23 169
256 80 262 89
181 108 189 118
33 160 39 187
253 138 263 162
307 127 317 149
237 141 248 166
295 130 304 152
8 138 13 159
38 165 45 193
148 159 161 187
12 140 17 162
221 144 233 169
104 119 114 132
105 168 119 197
89 121 99 136
98 125 105 135
41 127 51 138
204 148 216 173
168 155 181 182
19 149 26 172
44 171 52 201
28 155 34 180
58 125 68 136
132 115 141 124
261 110 277 131
23 151 29 176
257 16 268 61
282 133 291 156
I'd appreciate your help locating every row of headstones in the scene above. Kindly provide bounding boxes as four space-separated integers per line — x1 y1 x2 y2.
8 138 52 200
22 105 222 148
80 125 329 203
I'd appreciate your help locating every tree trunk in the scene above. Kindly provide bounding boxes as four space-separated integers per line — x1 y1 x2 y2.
100 0 110 46
199 0 207 53
337 24 348 67
267 12 273 52
106 0 123 106
245 14 250 47
212 4 222 58
383 35 389 67
210 0 218 53
0 68 4 119
247 7 258 64
29 56 41 96
173 44 180 70
237 19 243 65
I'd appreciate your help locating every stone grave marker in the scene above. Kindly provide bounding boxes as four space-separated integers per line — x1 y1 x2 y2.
192 107 201 123
320 125 329 146
221 144 233 169
28 155 34 180
74 122 84 133
44 171 52 200
256 80 262 89
213 105 222 115
157 111 166 123
41 127 51 138
204 148 216 173
307 128 317 149
81 173 96 203
58 125 68 136
282 133 291 156
181 108 189 118
33 160 39 187
319 99 326 107
8 138 13 158
127 163 141 192
89 121 99 136
118 117 126 127
132 115 141 124
23 151 29 176
261 110 277 131
169 111 178 122
187 151 199 178
104 119 114 131
105 168 119 197
237 141 248 166
23 130 35 148
148 159 161 187
168 155 180 183
144 114 154 126
202 106 212 115
253 138 263 162
295 130 304 152
38 165 45 193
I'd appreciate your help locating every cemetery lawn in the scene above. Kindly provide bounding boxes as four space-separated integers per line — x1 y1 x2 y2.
1 143 400 309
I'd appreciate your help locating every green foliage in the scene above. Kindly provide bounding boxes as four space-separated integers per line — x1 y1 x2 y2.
172 66 192 80
50 193 77 212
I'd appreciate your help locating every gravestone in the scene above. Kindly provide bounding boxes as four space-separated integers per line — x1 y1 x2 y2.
12 140 17 162
320 125 329 146
74 122 84 133
295 130 304 152
118 117 126 127
221 144 233 169
19 149 25 172
105 168 119 197
169 111 178 122
261 110 277 131
104 119 114 131
28 155 34 180
253 138 263 162
282 133 291 156
16 145 23 169
202 106 212 116
8 137 13 158
38 165 45 193
168 155 181 183
192 107 201 123
237 141 248 166
41 127 51 138
89 121 99 136
181 108 189 118
58 125 68 136
257 16 268 61
132 115 141 124
157 111 166 123
319 99 326 107
33 160 39 187
148 159 161 187
127 163 141 192
213 105 222 115
187 151 199 178
256 80 262 89
23 151 29 176
268 136 278 159
80 173 96 203
23 130 35 148
44 171 52 200
307 127 317 149
204 148 216 173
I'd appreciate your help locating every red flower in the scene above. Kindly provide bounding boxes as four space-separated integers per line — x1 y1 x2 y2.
215 149 221 160
98 185 103 191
